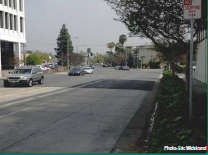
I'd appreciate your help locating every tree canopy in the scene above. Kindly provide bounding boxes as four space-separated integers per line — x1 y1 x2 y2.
69 53 85 66
55 24 74 61
34 50 50 63
104 0 203 60
119 34 127 47
26 54 42 65
107 42 116 51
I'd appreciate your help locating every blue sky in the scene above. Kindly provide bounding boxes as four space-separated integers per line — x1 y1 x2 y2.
25 0 151 54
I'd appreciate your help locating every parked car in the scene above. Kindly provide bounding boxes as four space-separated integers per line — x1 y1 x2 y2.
121 66 130 71
89 64 95 69
36 65 47 71
49 64 55 69
68 68 85 76
115 66 122 70
43 65 51 70
83 67 94 74
4 66 44 87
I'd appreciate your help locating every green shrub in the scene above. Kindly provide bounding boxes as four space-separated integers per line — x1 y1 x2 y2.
148 61 161 69
26 54 42 65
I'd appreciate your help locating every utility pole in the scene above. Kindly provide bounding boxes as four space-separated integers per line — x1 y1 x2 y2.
67 38 70 73
125 49 128 66
189 18 194 119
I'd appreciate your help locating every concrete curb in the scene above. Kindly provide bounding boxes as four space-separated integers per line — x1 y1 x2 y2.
111 77 161 153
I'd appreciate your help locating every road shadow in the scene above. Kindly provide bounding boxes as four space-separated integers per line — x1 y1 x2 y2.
76 79 155 91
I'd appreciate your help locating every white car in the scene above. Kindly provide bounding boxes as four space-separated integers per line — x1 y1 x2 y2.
83 67 94 74
36 65 47 71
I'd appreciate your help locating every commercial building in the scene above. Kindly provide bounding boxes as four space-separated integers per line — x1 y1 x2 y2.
0 0 26 77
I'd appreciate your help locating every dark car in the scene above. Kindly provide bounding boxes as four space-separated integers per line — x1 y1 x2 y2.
68 68 85 76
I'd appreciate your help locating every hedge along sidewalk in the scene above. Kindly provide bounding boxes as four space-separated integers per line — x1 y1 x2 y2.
148 70 207 153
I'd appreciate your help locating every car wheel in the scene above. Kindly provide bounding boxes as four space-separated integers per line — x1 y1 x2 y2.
38 77 44 84
28 79 33 87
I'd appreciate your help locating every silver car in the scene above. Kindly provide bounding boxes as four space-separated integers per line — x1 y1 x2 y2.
4 66 44 87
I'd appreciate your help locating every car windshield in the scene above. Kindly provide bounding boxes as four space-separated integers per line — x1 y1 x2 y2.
72 68 81 71
84 68 91 70
13 69 31 74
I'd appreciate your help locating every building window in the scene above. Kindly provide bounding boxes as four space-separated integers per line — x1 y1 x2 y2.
9 0 11 7
0 11 3 28
4 0 7 6
5 12 8 29
0 0 2 4
19 0 22 11
1 41 15 70
10 14 12 30
13 0 15 9
14 15 17 31
20 17 23 32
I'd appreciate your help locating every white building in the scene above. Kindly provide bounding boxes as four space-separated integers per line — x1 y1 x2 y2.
134 45 158 64
0 0 26 77
194 0 207 84
195 29 207 84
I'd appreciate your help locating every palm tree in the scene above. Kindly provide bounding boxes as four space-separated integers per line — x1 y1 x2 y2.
119 34 127 47
115 43 124 54
119 34 128 66
107 42 116 52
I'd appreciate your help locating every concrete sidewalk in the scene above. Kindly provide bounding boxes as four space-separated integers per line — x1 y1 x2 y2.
193 79 207 95
177 74 207 95
111 77 161 153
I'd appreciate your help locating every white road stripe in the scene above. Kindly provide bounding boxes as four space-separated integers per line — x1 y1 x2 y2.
0 80 103 109
38 88 74 98
0 89 92 119
0 98 35 109
0 99 58 119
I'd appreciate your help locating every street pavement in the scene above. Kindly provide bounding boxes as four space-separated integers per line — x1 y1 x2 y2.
0 67 162 153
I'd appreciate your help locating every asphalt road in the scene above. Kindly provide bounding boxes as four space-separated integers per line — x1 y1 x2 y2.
0 67 162 153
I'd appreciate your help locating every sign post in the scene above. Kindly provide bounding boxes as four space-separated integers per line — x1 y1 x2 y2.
183 0 201 119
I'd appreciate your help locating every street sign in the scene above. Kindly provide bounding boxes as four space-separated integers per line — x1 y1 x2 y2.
184 0 202 19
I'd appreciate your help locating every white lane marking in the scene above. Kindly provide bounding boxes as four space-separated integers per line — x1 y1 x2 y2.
38 88 74 98
0 89 92 119
0 80 103 109
0 98 35 109
0 99 58 119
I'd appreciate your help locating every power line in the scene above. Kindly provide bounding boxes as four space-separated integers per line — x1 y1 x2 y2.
27 41 146 47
